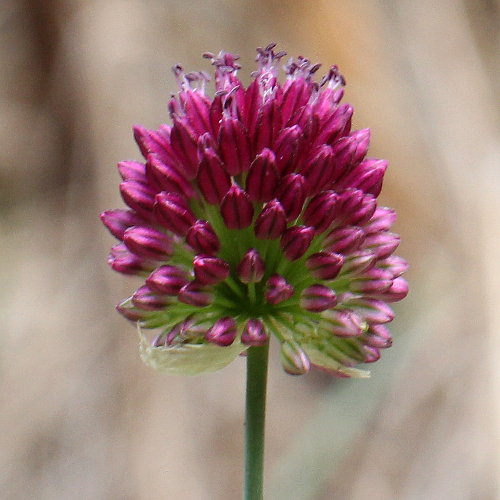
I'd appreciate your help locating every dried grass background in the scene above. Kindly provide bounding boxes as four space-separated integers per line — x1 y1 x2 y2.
1 1 499 499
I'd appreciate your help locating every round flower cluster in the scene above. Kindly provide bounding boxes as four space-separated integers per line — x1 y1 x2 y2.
101 44 408 377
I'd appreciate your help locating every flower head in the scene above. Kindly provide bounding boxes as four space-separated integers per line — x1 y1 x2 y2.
101 44 408 377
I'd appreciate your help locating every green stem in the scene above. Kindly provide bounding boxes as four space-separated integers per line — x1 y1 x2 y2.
244 343 270 500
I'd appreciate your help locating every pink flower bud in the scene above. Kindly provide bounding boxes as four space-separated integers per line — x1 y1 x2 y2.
340 250 376 275
246 149 279 202
154 192 196 236
315 103 353 146
197 148 231 204
335 158 387 196
362 324 392 348
241 319 268 346
336 189 377 226
332 128 370 170
378 256 409 278
280 340 311 375
100 209 147 240
237 249 265 283
185 220 220 255
364 232 400 259
205 317 237 346
281 225 315 260
273 125 302 174
193 255 230 284
363 346 381 363
146 265 189 295
323 226 365 254
300 285 337 312
364 207 397 234
300 145 335 195
132 285 170 311
255 200 287 239
220 185 254 229
169 118 199 179
218 117 251 175
133 124 173 164
123 226 173 260
320 309 364 337
146 154 196 198
276 174 306 220
116 298 151 322
178 281 214 307
367 277 409 302
303 191 338 233
117 160 147 182
265 274 294 304
108 243 154 275
179 89 211 135
120 180 157 219
306 252 344 280
345 298 394 324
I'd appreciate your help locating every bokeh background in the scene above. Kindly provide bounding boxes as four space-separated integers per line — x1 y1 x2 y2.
1 1 499 499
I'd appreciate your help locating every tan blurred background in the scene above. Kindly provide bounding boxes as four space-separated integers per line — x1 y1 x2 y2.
1 1 499 499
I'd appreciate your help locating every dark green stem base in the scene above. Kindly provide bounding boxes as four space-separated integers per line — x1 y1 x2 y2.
244 344 270 500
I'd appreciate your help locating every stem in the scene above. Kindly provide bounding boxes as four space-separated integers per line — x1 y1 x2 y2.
244 343 270 500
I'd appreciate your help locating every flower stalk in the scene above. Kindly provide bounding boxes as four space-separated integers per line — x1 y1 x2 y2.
245 343 269 500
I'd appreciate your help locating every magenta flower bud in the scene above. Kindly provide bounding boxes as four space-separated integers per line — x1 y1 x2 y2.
364 207 397 234
367 277 409 302
100 209 147 240
178 281 214 307
185 220 220 255
117 160 147 182
237 249 265 283
379 255 409 278
300 285 337 312
306 252 344 280
276 174 306 220
341 250 377 275
303 191 338 233
178 89 211 135
241 319 268 346
315 103 353 145
280 340 311 375
255 200 287 239
336 189 377 226
205 317 237 346
364 232 401 259
193 255 230 284
218 117 251 175
132 285 170 311
320 309 364 337
346 298 394 324
273 125 302 174
349 276 392 294
154 192 196 236
246 148 279 202
265 274 294 304
169 118 199 179
116 299 151 322
123 226 173 260
120 180 157 219
146 154 196 199
281 225 315 260
363 346 381 363
324 226 365 254
332 128 370 169
335 158 387 197
146 265 189 294
300 145 335 195
220 185 254 229
133 124 173 164
108 243 154 275
362 324 392 349
197 148 231 204
281 78 311 126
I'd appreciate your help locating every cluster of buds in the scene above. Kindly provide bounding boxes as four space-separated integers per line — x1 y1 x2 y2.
101 44 408 377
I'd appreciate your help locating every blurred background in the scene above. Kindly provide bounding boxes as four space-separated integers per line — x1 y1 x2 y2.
1 0 499 498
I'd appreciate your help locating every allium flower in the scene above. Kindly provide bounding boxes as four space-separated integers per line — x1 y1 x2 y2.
101 44 408 377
